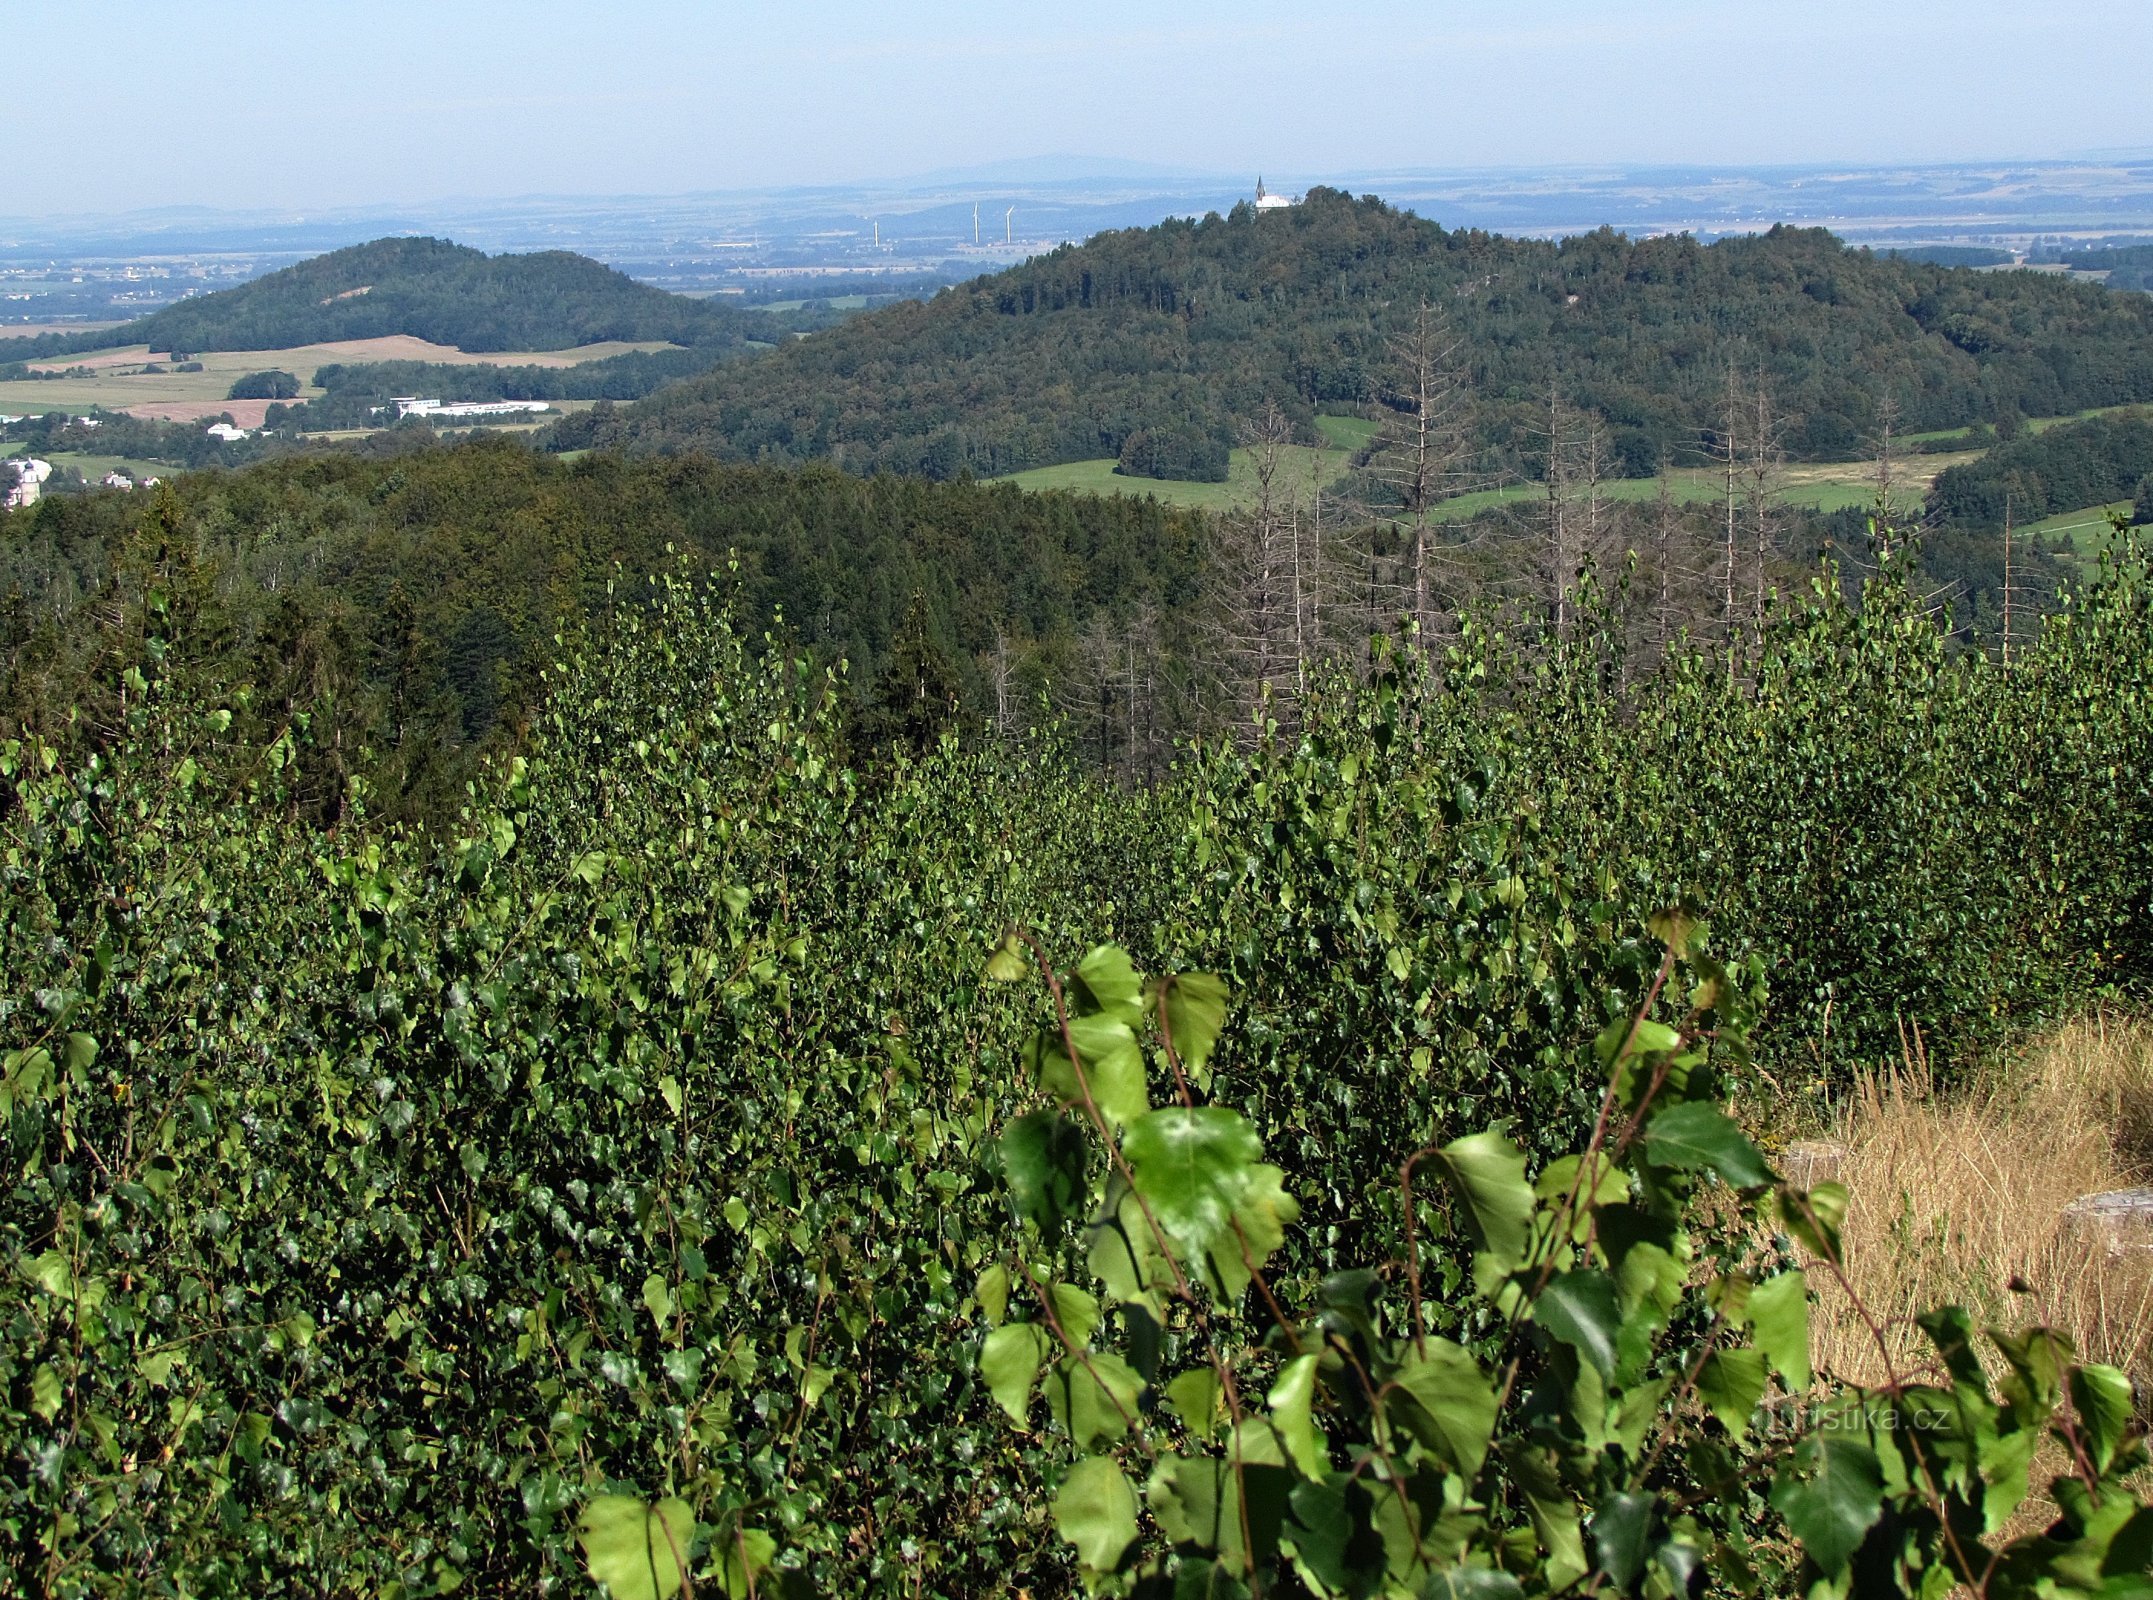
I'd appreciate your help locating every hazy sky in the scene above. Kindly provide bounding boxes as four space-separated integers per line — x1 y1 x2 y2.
9 0 2149 214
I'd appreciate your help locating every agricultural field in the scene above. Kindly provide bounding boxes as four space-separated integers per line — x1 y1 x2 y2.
0 335 680 424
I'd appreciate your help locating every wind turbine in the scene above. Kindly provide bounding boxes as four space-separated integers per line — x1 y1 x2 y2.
973 202 980 246
1004 204 1015 245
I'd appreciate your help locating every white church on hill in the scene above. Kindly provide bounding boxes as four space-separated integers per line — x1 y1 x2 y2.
1254 177 1299 211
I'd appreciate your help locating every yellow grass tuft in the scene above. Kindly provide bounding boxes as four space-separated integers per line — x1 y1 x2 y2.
1807 1017 2153 1402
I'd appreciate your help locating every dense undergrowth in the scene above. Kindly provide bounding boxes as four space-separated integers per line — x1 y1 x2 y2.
3 529 2151 1594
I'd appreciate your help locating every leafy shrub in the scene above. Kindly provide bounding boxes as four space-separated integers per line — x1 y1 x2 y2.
979 932 2153 1596
3 535 2152 1594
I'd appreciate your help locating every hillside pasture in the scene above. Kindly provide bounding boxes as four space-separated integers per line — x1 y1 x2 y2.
0 335 680 423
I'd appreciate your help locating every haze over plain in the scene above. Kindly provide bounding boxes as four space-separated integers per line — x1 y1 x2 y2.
5 0 2150 215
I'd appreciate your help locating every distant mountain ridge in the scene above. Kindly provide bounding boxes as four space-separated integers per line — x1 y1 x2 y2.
0 237 768 359
552 189 2153 481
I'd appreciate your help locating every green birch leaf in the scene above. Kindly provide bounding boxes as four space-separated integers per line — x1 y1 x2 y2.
1153 971 1229 1076
1506 1442 1588 1590
1778 1182 1849 1263
1038 1014 1148 1129
31 1364 62 1423
716 1527 775 1600
1123 1105 1261 1254
1421 1568 1526 1600
1000 1110 1088 1230
1534 1269 1622 1379
1592 1490 1655 1589
1045 1350 1144 1449
1070 945 1144 1026
975 1263 1009 1327
1389 1337 1500 1479
1770 1424 1884 1576
1203 1161 1298 1301
1164 1366 1222 1441
1696 1347 1768 1437
577 1495 696 1600
1055 1457 1140 1575
980 1322 1051 1426
1051 1282 1101 1351
1745 1269 1812 1392
1434 1130 1534 1275
2071 1362 2135 1475
984 931 1032 982
1267 1353 1331 1479
640 1273 673 1330
1643 1102 1773 1188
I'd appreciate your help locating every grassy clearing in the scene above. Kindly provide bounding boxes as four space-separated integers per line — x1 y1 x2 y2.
1806 1018 2153 1405
1901 402 2144 448
998 414 1968 519
1426 454 1968 523
999 413 1375 511
0 335 679 423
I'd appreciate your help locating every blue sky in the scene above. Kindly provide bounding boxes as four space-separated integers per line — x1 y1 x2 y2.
8 0 2149 213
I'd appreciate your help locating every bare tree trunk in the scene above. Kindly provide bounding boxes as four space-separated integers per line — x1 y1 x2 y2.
1364 299 1470 640
988 625 1017 738
1543 381 1575 638
1203 403 1308 738
1871 392 1902 563
1744 379 1785 628
1654 469 1677 654
1715 359 1741 637
2001 492 2015 669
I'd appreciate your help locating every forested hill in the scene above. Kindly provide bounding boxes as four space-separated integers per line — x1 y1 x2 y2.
552 188 2153 479
0 237 769 357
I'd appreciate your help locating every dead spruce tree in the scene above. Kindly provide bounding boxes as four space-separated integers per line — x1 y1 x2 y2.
1202 403 1322 740
1353 300 1486 649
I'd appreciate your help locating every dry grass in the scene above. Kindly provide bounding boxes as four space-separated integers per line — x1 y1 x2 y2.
1807 1016 2153 1402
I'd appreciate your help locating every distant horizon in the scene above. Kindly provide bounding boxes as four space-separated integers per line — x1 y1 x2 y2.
9 1 2150 216
7 148 2153 231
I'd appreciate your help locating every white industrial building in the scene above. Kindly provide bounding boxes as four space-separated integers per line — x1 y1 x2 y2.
385 396 553 421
